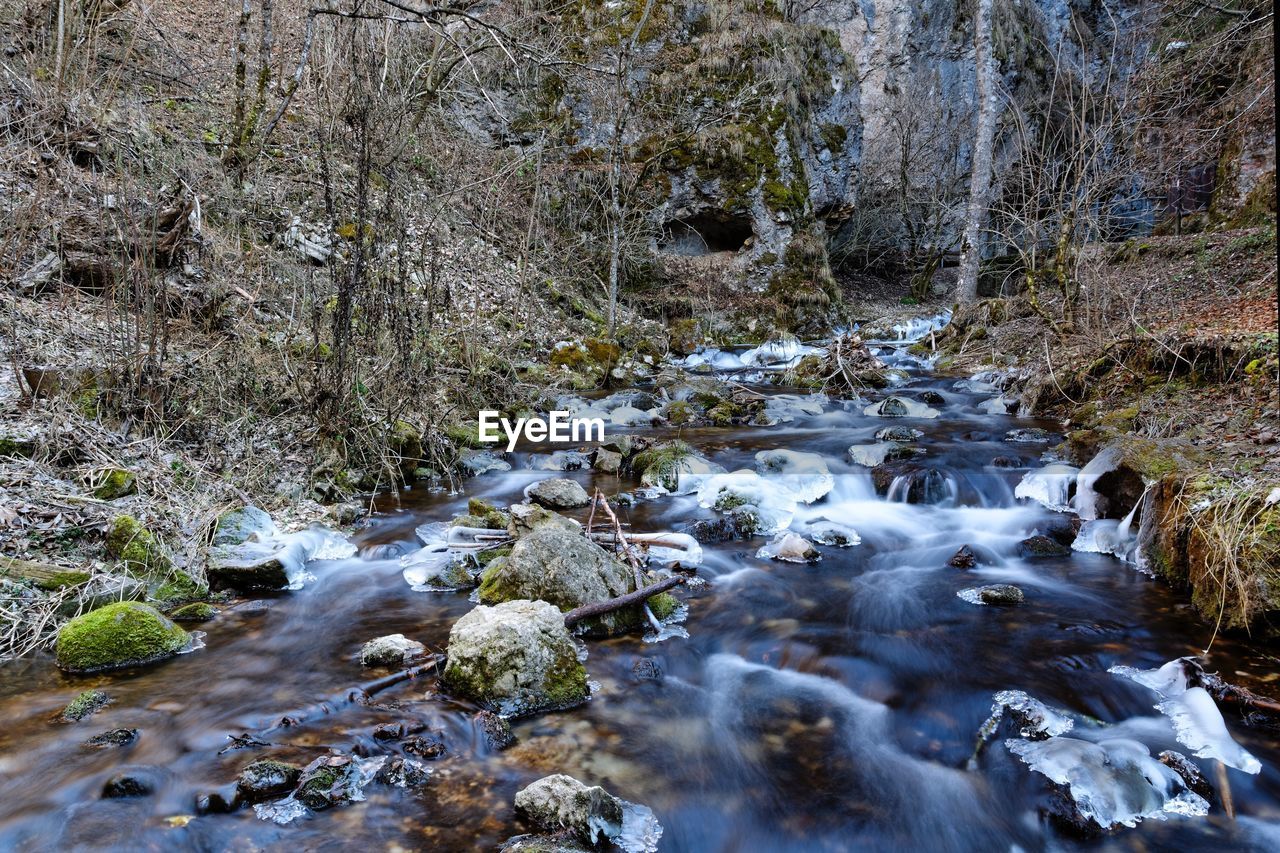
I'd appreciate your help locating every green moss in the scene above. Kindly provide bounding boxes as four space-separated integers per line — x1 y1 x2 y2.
54 601 189 672
476 546 512 569
32 570 91 591
295 764 350 810
61 689 111 722
170 602 217 621
153 571 207 606
707 401 743 425
819 122 847 153
105 515 172 576
647 592 679 620
443 422 483 449
93 468 137 500
0 436 36 458
664 400 694 425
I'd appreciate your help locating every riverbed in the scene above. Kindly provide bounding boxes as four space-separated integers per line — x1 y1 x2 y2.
1 328 1278 851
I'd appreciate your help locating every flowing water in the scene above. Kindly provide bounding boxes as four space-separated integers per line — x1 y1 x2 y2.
2 331 1280 851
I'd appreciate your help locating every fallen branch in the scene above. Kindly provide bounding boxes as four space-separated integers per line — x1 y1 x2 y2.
563 576 685 627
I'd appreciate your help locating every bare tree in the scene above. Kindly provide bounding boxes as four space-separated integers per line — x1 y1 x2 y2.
956 0 999 302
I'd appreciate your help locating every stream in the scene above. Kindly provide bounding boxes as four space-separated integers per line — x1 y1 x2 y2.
2 322 1279 851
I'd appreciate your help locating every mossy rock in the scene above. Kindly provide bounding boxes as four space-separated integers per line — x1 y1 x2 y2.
442 600 589 717
707 401 743 426
647 592 680 620
92 468 137 500
212 506 274 546
663 400 695 425
170 602 218 622
60 689 111 722
152 571 208 606
55 601 189 673
105 515 172 576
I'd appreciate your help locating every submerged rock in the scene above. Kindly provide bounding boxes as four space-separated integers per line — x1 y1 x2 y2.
874 426 923 442
442 600 588 717
360 633 425 667
948 545 977 569
478 526 640 635
82 728 139 749
460 449 513 476
1018 535 1071 559
55 601 189 672
60 689 110 722
525 478 591 509
102 769 159 799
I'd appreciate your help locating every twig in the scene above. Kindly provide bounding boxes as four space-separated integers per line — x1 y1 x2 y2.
563 576 685 627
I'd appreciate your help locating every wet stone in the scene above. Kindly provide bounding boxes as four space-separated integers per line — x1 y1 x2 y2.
631 658 663 682
237 759 303 803
990 455 1023 468
919 390 946 406
82 728 138 749
948 545 977 569
979 584 1025 605
102 769 159 798
60 689 110 722
403 732 447 759
874 426 923 442
1019 535 1071 559
1158 750 1214 801
475 710 516 751
195 787 239 815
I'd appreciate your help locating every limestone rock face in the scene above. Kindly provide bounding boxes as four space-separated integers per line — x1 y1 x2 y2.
442 600 588 718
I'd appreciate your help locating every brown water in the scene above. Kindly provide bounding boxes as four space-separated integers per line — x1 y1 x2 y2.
2 339 1279 851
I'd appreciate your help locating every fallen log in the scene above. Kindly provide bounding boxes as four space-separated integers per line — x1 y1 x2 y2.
563 576 685 627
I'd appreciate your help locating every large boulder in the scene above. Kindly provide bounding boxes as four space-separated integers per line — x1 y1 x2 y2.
478 526 641 635
441 600 588 717
55 602 189 672
525 478 590 509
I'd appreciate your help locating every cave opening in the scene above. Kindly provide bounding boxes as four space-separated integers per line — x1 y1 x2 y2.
660 211 753 256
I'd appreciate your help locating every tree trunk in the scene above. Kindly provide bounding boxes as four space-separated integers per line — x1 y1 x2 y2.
955 0 997 303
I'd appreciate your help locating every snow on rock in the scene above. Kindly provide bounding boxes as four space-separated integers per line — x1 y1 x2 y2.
1014 463 1080 512
979 396 1016 414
